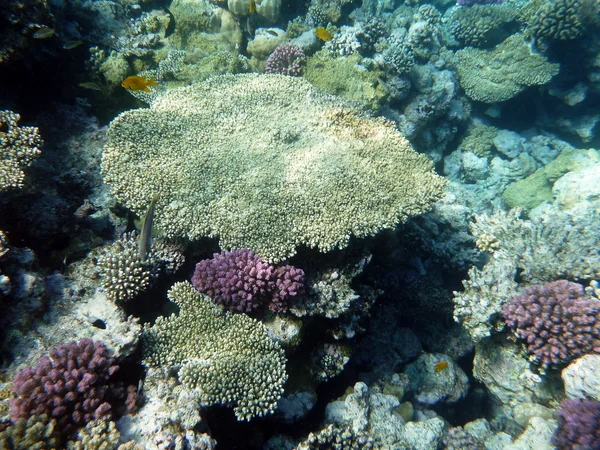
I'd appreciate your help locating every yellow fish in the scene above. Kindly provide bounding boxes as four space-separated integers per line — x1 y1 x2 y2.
121 75 158 92
315 27 333 42
434 361 449 373
249 0 256 14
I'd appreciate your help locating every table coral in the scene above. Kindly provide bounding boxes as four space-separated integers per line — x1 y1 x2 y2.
142 281 287 421
102 74 446 263
455 33 559 103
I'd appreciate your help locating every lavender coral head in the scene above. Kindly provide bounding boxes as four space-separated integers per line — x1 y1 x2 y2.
502 280 600 368
552 398 600 449
191 248 304 314
457 0 502 5
10 338 118 439
265 43 306 76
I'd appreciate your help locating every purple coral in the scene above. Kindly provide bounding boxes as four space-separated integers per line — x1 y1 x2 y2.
191 248 304 314
552 398 600 449
502 280 600 368
10 338 118 438
265 43 306 76
457 0 502 5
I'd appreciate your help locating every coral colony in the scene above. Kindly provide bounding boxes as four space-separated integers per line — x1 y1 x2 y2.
2 0 600 447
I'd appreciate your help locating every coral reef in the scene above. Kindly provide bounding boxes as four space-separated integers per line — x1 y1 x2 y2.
454 33 559 103
191 248 304 314
502 280 600 368
0 110 43 191
142 282 287 420
0 415 60 449
265 43 306 76
296 424 374 449
102 74 446 263
552 398 600 449
9 338 119 440
454 206 600 341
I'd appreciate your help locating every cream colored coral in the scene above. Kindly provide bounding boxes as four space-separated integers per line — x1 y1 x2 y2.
142 281 287 420
102 74 446 262
0 110 42 191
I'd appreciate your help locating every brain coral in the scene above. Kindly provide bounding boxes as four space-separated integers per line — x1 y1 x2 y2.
102 74 446 263
142 281 287 420
455 33 560 103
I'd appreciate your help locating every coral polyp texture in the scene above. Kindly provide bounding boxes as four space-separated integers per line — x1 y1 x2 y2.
265 43 306 76
502 280 600 368
9 338 118 440
102 74 446 262
455 33 559 103
142 281 287 421
192 248 304 314
552 398 600 449
457 0 502 5
0 110 42 191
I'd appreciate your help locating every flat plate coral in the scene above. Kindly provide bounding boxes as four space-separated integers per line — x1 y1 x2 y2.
102 74 446 262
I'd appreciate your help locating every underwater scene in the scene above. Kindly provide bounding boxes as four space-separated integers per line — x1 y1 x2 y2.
1 0 600 448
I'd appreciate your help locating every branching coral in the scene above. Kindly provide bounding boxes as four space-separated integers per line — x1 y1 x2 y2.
102 74 446 263
192 248 304 314
502 280 600 368
10 339 118 440
453 207 600 341
455 33 559 102
142 281 287 420
0 110 42 191
265 43 306 76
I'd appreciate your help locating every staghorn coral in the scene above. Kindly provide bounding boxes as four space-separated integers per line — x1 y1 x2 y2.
455 33 559 103
0 110 43 191
142 281 287 421
102 74 445 263
191 248 304 314
265 43 306 76
9 339 118 440
502 280 600 368
552 398 600 449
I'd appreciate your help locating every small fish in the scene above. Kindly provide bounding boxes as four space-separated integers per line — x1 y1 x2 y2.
434 361 449 373
265 29 279 36
315 27 333 42
247 16 256 37
163 7 176 38
78 82 102 91
249 0 257 14
33 27 55 39
139 194 159 261
121 75 158 93
63 40 83 49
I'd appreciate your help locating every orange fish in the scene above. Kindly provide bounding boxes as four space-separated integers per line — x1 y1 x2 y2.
121 76 158 92
434 361 449 373
249 0 256 14
315 27 333 42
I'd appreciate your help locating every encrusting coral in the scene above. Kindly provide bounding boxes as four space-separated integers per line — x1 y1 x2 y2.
0 110 43 191
142 281 287 421
552 398 600 449
102 73 446 263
